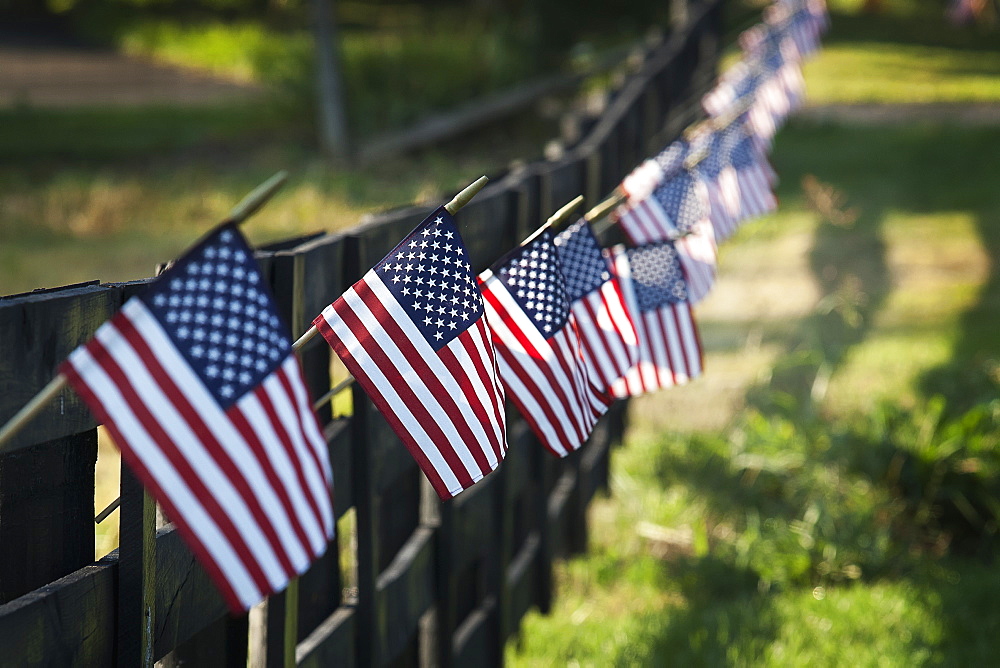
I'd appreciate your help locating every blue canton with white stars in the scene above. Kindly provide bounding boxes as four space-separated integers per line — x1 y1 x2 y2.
627 242 689 312
730 128 758 170
695 131 730 179
652 171 707 236
144 224 290 409
654 141 689 179
553 219 610 303
494 230 570 339
374 208 482 352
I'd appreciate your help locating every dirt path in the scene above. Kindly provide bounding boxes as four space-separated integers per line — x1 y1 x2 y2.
0 40 262 108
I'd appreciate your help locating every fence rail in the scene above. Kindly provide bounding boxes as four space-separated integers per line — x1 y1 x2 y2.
0 2 723 665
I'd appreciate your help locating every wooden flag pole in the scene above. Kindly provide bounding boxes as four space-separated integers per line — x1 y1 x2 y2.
0 171 290 456
290 175 490 353
586 189 627 237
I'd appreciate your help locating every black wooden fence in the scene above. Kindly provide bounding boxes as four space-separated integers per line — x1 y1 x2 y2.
0 2 723 665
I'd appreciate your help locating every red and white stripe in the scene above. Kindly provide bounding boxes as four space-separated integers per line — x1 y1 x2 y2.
480 271 610 458
621 159 665 202
607 246 703 399
735 159 778 221
674 220 718 305
571 274 639 393
315 274 507 501
62 299 333 612
615 195 678 246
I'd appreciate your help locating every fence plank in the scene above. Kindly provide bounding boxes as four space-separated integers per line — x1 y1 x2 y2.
117 465 157 667
296 607 356 667
373 525 436 665
0 557 117 666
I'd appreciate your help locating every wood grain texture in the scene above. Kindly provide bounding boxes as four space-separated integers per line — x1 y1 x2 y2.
0 283 121 452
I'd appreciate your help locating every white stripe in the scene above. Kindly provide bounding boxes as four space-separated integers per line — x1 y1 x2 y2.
239 379 328 560
485 277 593 438
336 290 493 479
365 277 503 470
660 307 690 385
258 365 331 537
281 359 336 539
320 300 466 494
68 341 262 608
115 303 292 589
462 317 508 455
675 303 703 377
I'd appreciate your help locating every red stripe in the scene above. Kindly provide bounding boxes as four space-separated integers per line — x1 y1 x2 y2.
278 360 334 533
62 354 246 611
549 321 599 435
242 380 326 557
82 329 274 596
482 285 584 456
475 317 508 448
315 304 455 499
356 282 495 478
457 321 508 457
439 330 505 467
574 297 613 390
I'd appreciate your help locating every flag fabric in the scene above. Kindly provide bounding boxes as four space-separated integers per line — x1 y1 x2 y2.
609 242 703 398
314 208 507 501
61 224 334 612
553 218 638 393
725 123 778 221
616 167 710 246
673 219 719 306
480 228 610 457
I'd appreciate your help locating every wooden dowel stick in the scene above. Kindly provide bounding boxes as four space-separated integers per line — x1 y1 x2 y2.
292 175 490 354
0 172 291 455
224 171 289 226
0 373 67 454
444 175 488 215
584 190 626 223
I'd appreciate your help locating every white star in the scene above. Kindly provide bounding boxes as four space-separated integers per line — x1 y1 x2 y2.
445 230 454 239
220 385 234 398
206 364 219 377
434 331 444 340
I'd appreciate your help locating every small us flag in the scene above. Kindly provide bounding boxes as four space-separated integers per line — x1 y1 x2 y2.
553 218 638 393
481 229 610 457
314 208 507 500
62 224 334 612
609 242 703 398
616 168 707 245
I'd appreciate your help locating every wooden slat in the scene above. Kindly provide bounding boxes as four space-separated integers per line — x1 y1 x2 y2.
0 557 117 666
453 182 518 274
118 466 157 667
374 525 436 665
296 606 356 667
451 596 499 668
0 283 120 452
153 527 228 659
325 418 353 520
503 534 541 635
449 473 498 575
355 205 435 269
0 430 98 603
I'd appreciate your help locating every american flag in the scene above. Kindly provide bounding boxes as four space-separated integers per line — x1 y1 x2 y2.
553 218 638 393
314 208 506 500
608 242 703 398
724 123 778 221
61 224 334 612
615 168 707 245
693 129 743 241
480 228 610 457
